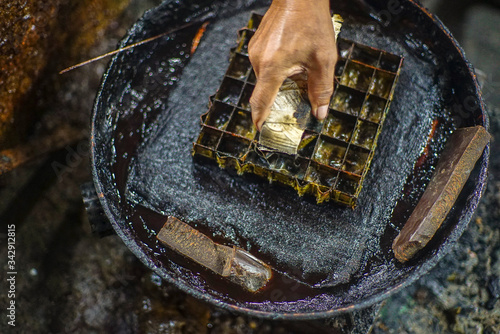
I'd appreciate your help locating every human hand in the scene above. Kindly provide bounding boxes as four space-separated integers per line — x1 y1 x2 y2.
248 0 337 131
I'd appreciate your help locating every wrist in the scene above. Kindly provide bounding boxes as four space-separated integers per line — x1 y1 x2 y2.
272 0 330 12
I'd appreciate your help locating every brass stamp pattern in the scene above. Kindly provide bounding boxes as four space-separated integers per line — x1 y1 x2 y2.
193 13 403 206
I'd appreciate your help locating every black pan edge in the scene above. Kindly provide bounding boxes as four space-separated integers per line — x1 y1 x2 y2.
90 0 490 320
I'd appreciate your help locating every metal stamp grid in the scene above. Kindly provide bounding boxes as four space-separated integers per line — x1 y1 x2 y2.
193 13 403 207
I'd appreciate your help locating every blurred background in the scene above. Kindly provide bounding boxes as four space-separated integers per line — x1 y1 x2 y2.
0 0 498 333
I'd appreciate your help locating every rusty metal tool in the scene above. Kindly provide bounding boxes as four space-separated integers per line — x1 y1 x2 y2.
393 126 491 263
157 216 272 292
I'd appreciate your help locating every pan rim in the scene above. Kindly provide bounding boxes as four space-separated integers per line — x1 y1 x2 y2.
90 0 490 320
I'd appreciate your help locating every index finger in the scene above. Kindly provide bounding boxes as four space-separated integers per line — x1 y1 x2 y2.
249 73 286 131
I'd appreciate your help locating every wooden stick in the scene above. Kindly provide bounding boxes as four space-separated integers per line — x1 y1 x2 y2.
59 18 211 74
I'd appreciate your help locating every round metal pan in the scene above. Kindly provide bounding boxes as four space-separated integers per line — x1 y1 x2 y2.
91 0 489 319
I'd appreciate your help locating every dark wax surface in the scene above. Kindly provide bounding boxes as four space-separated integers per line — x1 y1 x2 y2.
127 8 443 285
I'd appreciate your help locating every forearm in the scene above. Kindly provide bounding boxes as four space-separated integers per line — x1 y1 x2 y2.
248 0 337 129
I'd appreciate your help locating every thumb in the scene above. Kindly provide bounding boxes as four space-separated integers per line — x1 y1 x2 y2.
307 64 335 121
250 74 286 131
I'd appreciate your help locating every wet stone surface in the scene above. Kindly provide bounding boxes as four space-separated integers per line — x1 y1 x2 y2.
0 0 499 333
0 0 134 150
